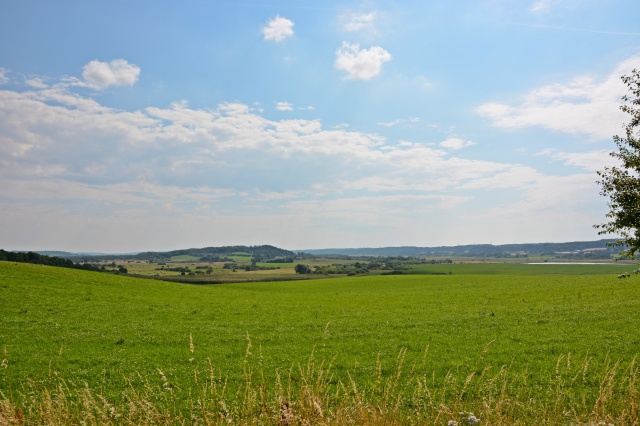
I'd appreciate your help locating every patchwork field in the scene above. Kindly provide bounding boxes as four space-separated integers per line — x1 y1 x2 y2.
109 254 638 284
1 260 639 424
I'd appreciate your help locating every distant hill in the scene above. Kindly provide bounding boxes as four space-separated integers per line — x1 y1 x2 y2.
59 245 295 263
34 251 114 257
32 251 78 258
27 240 623 262
298 239 620 259
134 245 294 262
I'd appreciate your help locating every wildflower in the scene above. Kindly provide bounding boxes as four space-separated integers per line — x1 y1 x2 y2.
467 413 479 425
447 421 459 426
456 411 479 425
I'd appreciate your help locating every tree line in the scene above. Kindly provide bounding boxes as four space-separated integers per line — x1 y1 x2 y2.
0 250 128 274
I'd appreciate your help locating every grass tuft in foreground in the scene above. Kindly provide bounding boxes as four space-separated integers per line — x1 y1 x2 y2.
1 339 638 425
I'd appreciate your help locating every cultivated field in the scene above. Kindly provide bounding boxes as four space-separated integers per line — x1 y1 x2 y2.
1 261 639 424
105 253 637 284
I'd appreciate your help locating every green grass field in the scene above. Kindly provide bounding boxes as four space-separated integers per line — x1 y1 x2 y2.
1 261 639 424
169 255 200 262
121 256 639 284
407 261 637 275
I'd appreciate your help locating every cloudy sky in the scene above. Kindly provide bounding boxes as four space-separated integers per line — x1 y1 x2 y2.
1 0 639 253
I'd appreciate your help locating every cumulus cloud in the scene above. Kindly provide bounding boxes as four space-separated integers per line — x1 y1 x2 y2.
0 79 532 200
341 11 377 33
440 137 476 150
334 42 391 80
81 59 140 89
276 101 294 111
25 77 48 88
476 56 640 140
0 71 609 250
0 68 9 84
263 15 294 42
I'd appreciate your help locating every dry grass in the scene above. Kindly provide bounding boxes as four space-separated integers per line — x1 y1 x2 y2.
1 339 639 426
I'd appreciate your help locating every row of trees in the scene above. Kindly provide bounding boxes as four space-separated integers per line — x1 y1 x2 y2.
294 260 418 276
0 249 106 272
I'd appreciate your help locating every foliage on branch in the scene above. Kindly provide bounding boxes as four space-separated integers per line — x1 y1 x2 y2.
596 69 640 274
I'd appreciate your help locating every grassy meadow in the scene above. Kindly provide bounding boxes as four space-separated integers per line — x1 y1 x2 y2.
1 260 639 424
407 261 638 276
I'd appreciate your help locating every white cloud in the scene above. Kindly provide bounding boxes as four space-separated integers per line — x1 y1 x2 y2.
455 173 605 245
0 68 8 84
276 101 294 111
459 165 541 190
419 76 434 90
253 190 303 201
530 0 551 13
481 173 599 216
377 117 420 127
25 77 48 88
476 56 640 140
537 148 616 172
81 59 140 89
334 42 391 80
0 178 235 206
440 137 476 150
341 12 377 33
263 15 294 42
0 71 611 250
287 194 470 216
529 0 586 14
0 80 532 203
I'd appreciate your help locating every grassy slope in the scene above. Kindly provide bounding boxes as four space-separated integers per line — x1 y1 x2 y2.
1 261 639 408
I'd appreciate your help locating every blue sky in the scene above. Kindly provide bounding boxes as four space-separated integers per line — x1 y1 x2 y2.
1 0 639 252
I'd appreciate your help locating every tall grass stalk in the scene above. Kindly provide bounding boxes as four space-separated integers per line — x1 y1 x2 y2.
1 342 638 425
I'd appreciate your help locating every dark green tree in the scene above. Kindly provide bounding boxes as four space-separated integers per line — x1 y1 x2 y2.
294 264 311 274
596 69 640 272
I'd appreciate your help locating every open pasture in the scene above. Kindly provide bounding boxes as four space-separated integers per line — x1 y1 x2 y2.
408 261 638 276
1 261 639 424
169 255 200 262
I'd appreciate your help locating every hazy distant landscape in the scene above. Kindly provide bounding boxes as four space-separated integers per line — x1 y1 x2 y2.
2 0 640 424
2 239 626 286
31 238 621 260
